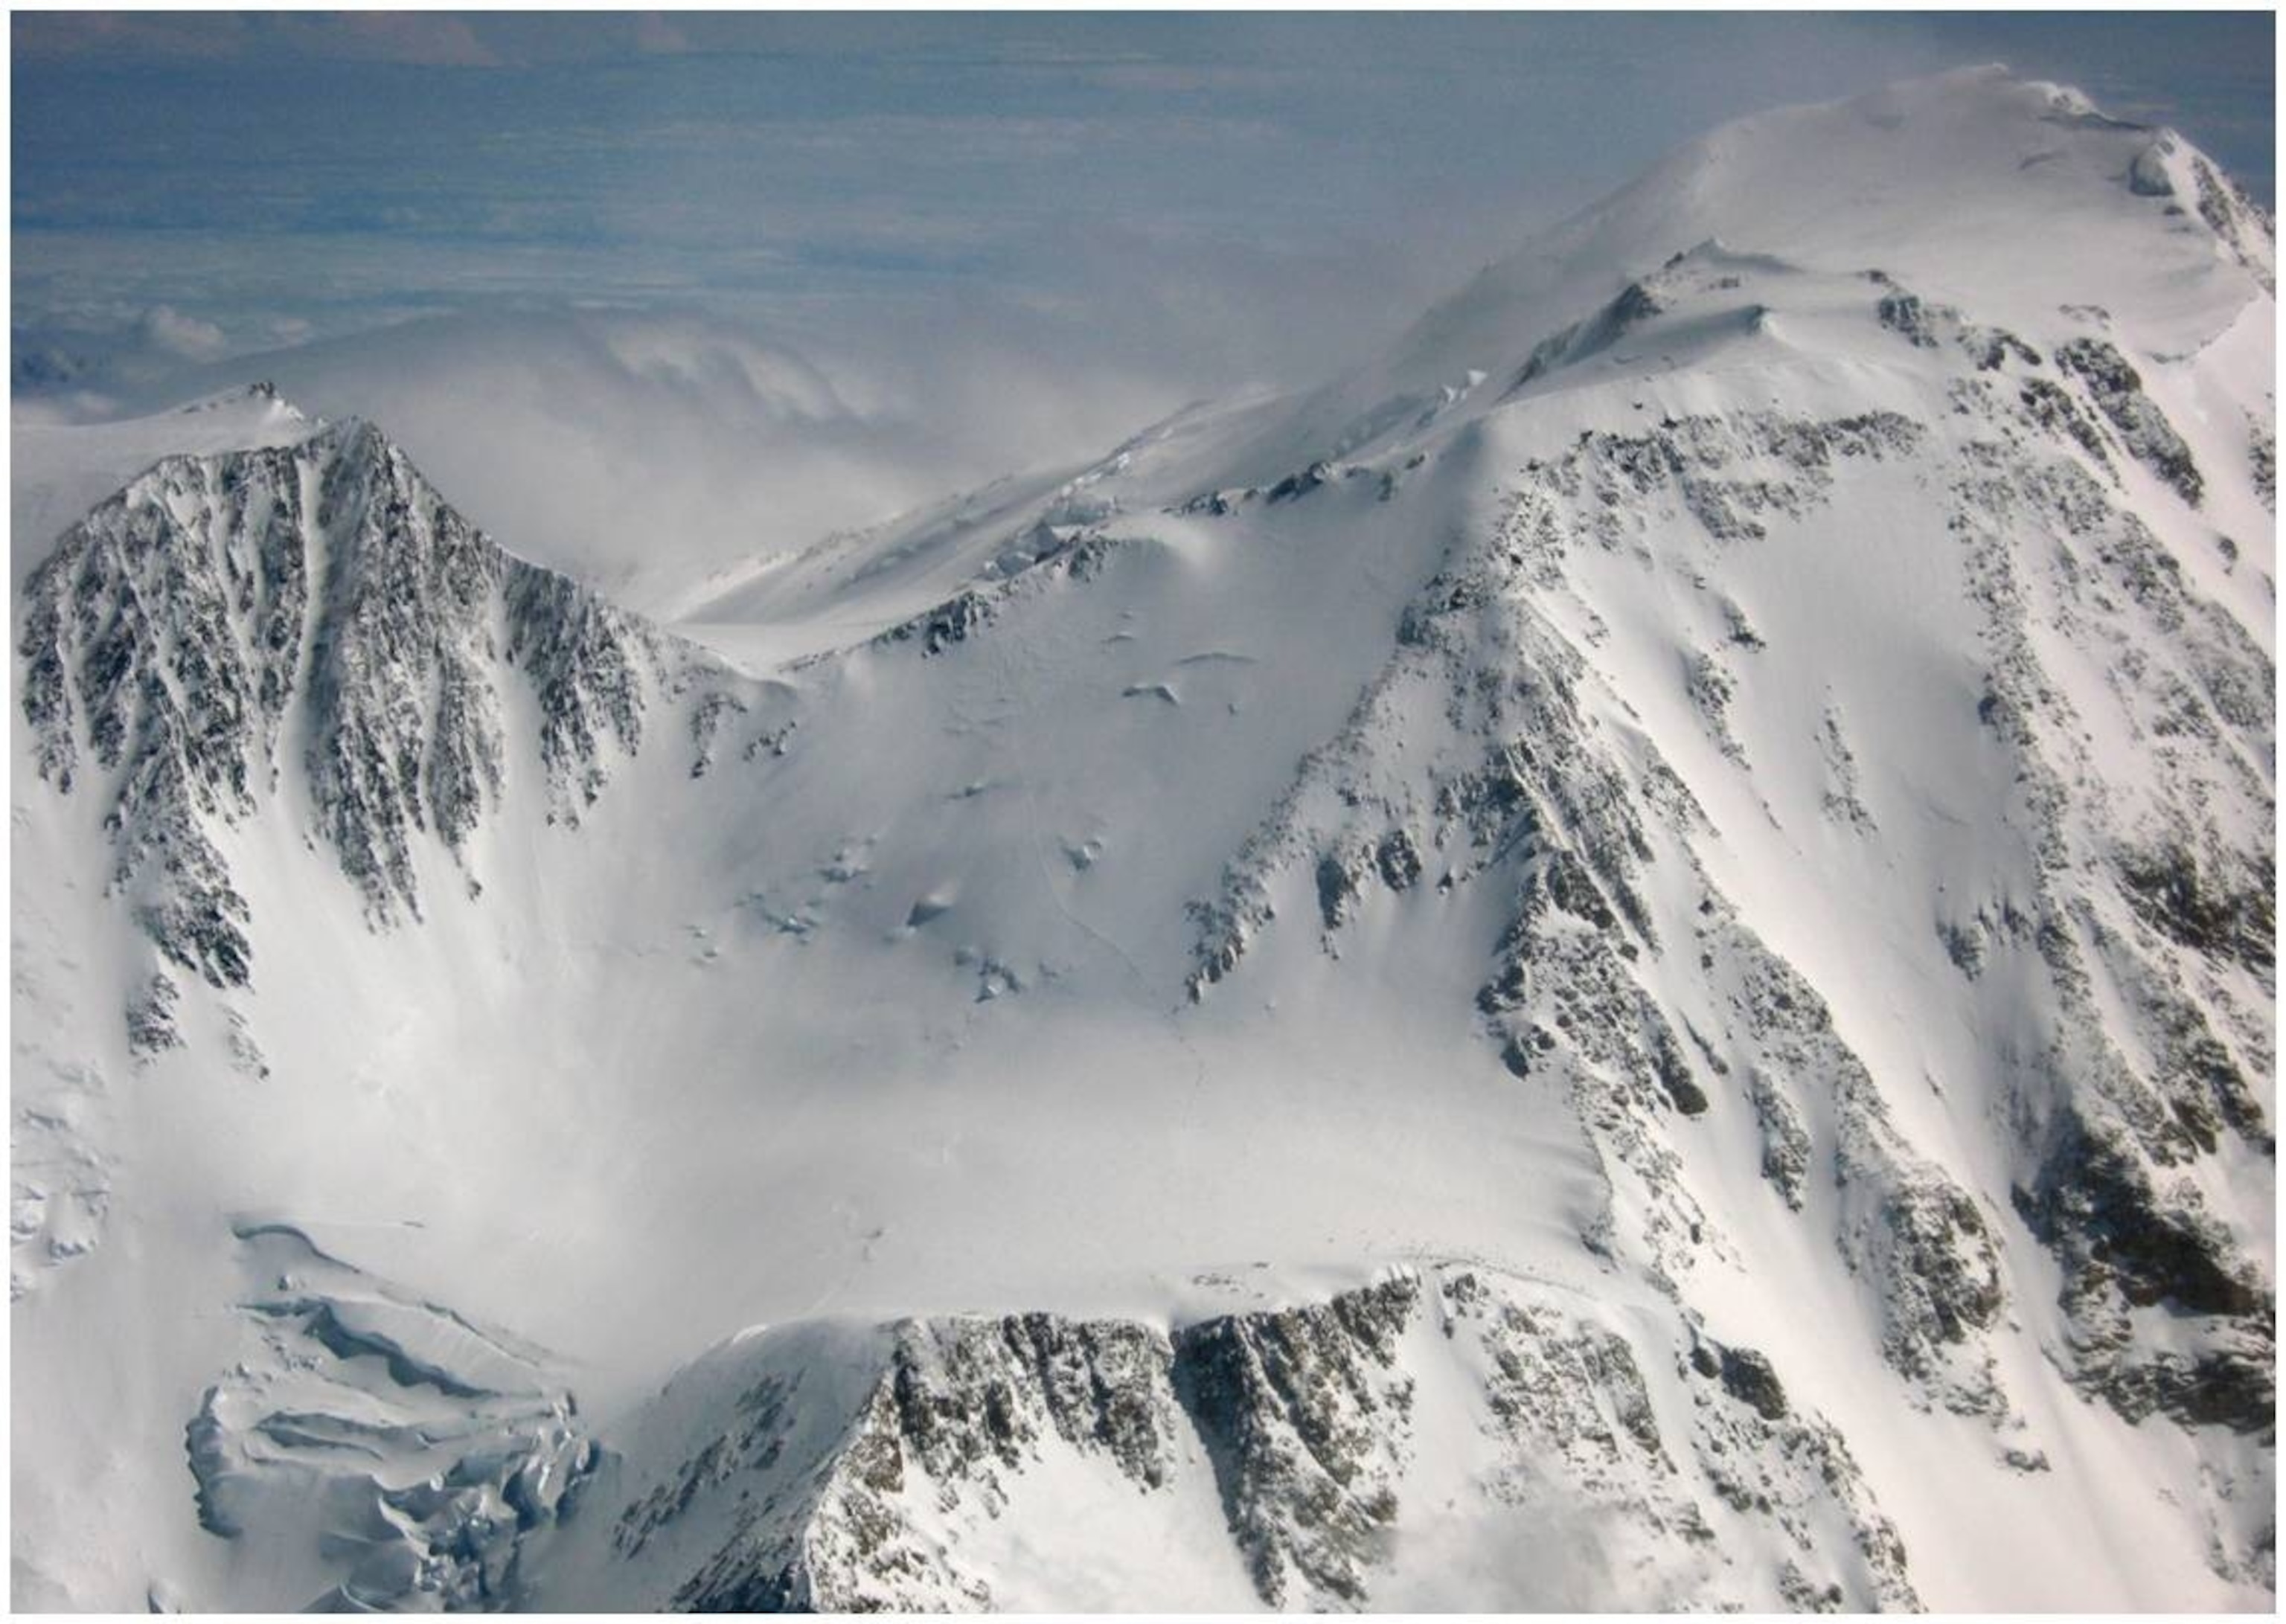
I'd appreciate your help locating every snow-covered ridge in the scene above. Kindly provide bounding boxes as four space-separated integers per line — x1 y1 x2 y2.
530 1266 1915 1613
10 382 319 589
1194 64 2275 495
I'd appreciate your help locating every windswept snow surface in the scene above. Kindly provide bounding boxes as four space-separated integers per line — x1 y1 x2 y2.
10 383 318 588
10 68 2277 1610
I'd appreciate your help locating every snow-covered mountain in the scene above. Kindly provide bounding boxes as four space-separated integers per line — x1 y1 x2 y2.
10 67 2275 1611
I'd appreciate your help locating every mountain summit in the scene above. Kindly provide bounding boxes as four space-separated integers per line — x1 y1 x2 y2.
12 69 2276 1611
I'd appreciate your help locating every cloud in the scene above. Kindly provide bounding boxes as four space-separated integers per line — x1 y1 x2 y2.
12 14 2273 622
50 303 1185 617
138 305 229 361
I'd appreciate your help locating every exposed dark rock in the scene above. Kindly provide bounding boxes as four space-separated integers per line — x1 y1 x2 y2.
2055 337 2204 507
2015 1108 2274 1434
507 562 651 818
1966 326 2043 371
1876 290 1944 348
125 972 182 1056
2187 154 2278 293
1514 279 1666 391
1747 1071 1812 1210
1172 1277 1418 1607
16 420 673 995
1875 1181 2005 1349
1267 462 1339 503
2019 377 2115 468
1316 850 1360 931
1716 1345 1789 1421
2019 1113 2265 1321
881 589 993 656
2115 840 2275 973
304 422 508 905
885 1314 1181 1495
1374 829 1423 892
688 691 749 779
1648 1018 1710 1116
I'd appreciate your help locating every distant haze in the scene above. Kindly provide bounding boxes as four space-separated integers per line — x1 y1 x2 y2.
12 12 2273 600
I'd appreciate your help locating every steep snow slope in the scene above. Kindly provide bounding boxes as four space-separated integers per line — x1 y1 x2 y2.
10 68 2276 1611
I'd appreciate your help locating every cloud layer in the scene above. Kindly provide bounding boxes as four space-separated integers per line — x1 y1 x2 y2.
13 14 2273 606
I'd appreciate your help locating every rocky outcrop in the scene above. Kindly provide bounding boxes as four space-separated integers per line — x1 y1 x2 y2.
2128 132 2278 293
301 421 513 911
2055 337 2205 507
577 1268 1918 1611
1174 1278 1418 1606
1944 407 2275 1437
505 560 650 819
1510 277 1665 392
862 525 1124 665
2015 1108 2274 1435
19 420 678 981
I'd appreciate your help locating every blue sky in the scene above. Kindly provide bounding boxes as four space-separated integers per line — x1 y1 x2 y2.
10 13 2273 592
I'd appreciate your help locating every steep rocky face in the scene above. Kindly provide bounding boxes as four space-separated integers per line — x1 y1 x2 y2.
540 1268 1916 1612
2128 129 2278 295
1168 247 2273 1463
644 1313 1195 1613
18 420 680 1003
